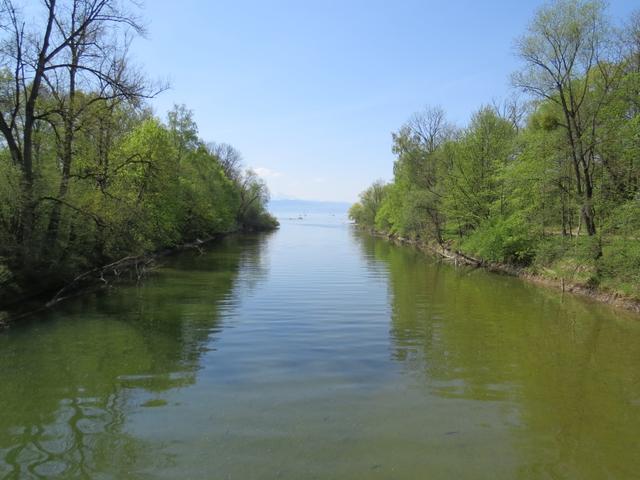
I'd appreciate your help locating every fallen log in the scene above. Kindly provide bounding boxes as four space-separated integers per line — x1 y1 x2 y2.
46 255 156 308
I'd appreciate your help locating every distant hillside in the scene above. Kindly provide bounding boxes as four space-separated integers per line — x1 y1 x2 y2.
268 199 351 215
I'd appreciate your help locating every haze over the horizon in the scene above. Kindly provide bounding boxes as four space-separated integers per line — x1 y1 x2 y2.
132 0 636 202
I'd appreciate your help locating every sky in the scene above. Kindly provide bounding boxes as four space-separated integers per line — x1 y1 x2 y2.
130 0 637 202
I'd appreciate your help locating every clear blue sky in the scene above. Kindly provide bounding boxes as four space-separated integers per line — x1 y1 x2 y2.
131 0 636 202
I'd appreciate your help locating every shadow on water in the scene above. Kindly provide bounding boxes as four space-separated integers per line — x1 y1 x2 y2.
353 229 640 479
0 233 272 479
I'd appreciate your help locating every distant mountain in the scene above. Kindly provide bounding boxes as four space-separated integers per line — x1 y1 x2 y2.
268 199 351 215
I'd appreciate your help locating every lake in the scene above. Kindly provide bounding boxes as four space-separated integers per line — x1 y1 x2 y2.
1 215 639 479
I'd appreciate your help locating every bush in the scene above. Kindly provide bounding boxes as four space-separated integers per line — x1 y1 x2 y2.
240 205 279 232
533 236 572 266
462 215 538 264
597 239 640 286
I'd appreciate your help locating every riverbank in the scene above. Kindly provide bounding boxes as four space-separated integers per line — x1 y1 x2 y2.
362 227 640 315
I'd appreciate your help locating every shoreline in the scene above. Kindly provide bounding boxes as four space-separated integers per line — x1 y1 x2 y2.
362 228 640 316
0 228 277 329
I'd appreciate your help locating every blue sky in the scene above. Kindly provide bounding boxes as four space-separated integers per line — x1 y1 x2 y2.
131 0 636 202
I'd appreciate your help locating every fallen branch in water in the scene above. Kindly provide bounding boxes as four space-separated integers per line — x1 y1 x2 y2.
46 255 156 308
0 234 232 326
44 236 224 308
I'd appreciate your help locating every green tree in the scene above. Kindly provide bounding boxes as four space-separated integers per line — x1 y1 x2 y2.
513 0 622 236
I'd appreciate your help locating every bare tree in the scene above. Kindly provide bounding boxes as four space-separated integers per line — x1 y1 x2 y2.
491 95 531 132
207 142 243 182
405 105 454 154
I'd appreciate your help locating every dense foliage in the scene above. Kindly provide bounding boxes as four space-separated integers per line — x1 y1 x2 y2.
351 0 640 298
0 1 277 304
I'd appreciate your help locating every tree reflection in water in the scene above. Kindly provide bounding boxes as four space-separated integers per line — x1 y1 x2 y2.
354 230 640 479
0 233 271 479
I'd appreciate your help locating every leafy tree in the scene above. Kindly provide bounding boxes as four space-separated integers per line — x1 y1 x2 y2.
513 0 623 236
0 3 277 305
352 1 640 298
348 180 387 228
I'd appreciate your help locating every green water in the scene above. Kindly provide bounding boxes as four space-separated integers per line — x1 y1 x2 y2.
1 216 639 479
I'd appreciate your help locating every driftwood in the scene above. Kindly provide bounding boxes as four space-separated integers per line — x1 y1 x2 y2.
46 255 156 308
429 245 483 267
44 236 219 308
0 234 232 327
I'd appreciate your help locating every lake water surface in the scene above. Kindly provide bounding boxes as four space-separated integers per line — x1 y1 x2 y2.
1 216 639 479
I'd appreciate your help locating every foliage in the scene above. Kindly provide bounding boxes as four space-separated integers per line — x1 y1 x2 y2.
348 180 388 228
352 0 640 299
461 214 538 265
0 2 277 303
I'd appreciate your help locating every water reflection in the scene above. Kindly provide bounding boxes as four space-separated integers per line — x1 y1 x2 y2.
0 234 270 479
356 231 640 479
2 222 640 479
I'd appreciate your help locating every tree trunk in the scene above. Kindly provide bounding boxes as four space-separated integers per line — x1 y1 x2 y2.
581 180 597 237
18 1 56 267
45 46 78 252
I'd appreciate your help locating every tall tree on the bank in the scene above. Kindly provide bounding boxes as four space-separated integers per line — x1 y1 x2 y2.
0 0 151 266
513 0 621 237
379 106 453 241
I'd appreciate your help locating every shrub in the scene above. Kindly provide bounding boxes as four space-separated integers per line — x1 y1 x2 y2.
462 215 538 265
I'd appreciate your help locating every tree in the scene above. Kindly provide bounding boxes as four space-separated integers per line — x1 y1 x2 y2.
206 142 242 183
404 105 454 154
348 180 387 228
513 0 621 236
235 169 276 230
0 0 154 266
168 104 200 162
379 106 456 241
442 107 516 232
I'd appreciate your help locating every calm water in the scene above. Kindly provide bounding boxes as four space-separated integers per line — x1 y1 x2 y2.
1 216 640 479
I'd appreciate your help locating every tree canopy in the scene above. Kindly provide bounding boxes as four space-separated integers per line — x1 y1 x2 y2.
0 0 277 305
351 0 640 299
